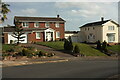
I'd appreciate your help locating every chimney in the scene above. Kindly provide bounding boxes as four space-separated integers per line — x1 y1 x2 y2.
57 15 60 18
101 17 104 21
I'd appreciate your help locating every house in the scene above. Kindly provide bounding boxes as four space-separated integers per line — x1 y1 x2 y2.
3 15 65 44
65 31 79 42
78 17 119 44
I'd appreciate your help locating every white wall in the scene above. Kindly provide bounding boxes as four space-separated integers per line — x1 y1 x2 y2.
8 32 27 44
102 21 119 43
65 33 78 42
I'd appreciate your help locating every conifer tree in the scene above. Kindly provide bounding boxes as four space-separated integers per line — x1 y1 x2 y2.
12 21 25 45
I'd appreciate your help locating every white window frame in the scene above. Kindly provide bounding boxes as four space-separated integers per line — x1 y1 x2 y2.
36 32 41 39
55 22 60 28
56 31 60 38
45 22 50 28
22 22 29 27
34 22 39 28
108 26 114 30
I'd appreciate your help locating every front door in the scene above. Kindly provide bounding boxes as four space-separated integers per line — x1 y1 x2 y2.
46 32 53 41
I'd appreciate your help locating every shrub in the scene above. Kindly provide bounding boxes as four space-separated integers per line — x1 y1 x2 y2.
68 36 73 52
7 48 14 52
96 40 101 50
102 41 108 52
37 51 45 57
64 39 69 50
64 37 73 52
73 45 80 54
19 49 33 57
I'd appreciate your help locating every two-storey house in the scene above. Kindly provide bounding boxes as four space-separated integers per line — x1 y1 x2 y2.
78 17 119 44
3 15 65 44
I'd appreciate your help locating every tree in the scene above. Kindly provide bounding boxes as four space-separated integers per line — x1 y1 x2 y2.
64 36 73 52
96 40 101 50
73 45 80 54
1 2 10 22
102 40 107 52
68 36 73 51
12 21 25 45
64 39 69 50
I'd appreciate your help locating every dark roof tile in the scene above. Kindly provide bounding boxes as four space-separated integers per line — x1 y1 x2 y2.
80 20 110 28
14 16 65 22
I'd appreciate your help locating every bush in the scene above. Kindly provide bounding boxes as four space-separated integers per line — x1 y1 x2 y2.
64 37 73 52
73 45 80 54
102 41 108 53
18 49 33 57
7 48 14 52
96 40 101 50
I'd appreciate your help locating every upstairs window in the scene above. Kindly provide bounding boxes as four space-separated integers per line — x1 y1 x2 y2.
55 22 60 28
45 22 50 28
22 22 29 27
108 26 114 30
34 22 39 28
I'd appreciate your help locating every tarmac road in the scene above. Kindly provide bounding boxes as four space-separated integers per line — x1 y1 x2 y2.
2 59 119 79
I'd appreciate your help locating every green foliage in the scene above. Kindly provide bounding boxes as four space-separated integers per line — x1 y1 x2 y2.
12 20 25 45
7 48 14 52
37 41 106 56
107 45 120 53
96 40 101 50
64 36 73 51
102 41 107 52
73 45 80 53
1 2 10 22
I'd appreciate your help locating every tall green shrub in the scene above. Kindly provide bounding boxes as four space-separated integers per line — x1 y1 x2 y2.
102 41 107 52
73 45 80 53
68 36 73 51
97 40 101 50
64 37 73 52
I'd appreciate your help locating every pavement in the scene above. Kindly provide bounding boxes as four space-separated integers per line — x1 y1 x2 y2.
0 56 118 67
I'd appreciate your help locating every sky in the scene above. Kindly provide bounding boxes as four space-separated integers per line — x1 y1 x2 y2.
1 2 118 31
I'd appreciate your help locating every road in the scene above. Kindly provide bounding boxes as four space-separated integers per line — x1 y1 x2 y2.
2 59 118 79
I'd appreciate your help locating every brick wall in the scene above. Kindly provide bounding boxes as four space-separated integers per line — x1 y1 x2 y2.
4 33 8 44
20 22 65 42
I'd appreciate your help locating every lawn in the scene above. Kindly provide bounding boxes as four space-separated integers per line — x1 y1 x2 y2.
107 45 120 53
37 41 106 56
2 44 22 52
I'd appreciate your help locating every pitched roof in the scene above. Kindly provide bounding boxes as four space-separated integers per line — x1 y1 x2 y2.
65 31 79 34
14 16 65 22
80 20 110 28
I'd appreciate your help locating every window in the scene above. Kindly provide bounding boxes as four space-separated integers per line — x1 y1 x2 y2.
88 28 89 30
36 32 40 39
108 34 115 42
45 22 50 27
93 27 95 30
108 26 114 30
56 31 60 38
22 22 29 27
55 22 60 28
34 22 39 27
